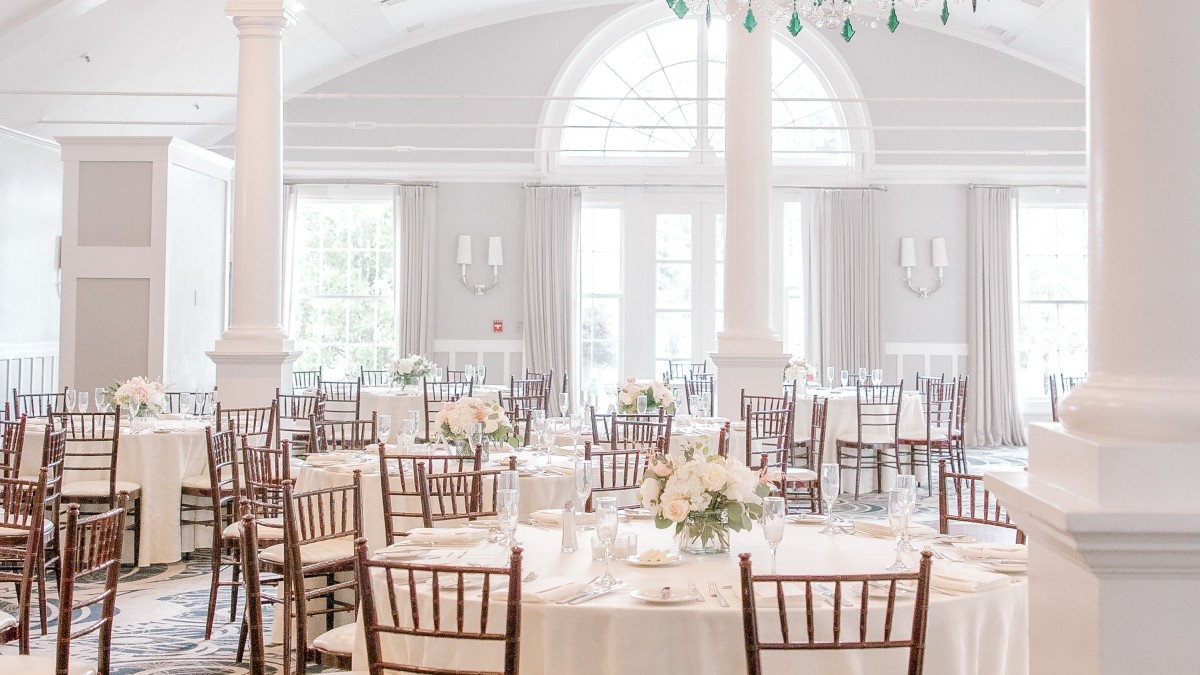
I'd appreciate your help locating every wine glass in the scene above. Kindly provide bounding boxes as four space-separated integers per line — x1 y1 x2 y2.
826 366 836 389
894 474 918 552
541 426 556 468
871 368 883 386
858 367 868 385
65 389 77 413
839 369 849 388
77 390 89 414
636 394 648 415
496 489 520 547
762 496 786 573
464 364 476 384
568 413 583 455
128 392 143 428
399 417 417 451
432 365 443 383
202 396 215 423
688 394 703 417
594 496 620 589
820 463 841 534
559 392 570 417
573 459 593 514
377 414 392 445
886 488 913 572
701 392 712 417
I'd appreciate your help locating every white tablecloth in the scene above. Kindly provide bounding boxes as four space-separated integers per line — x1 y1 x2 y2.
361 385 503 443
350 520 1028 674
20 418 211 567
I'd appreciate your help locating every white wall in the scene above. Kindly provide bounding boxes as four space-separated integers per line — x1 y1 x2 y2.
0 128 62 394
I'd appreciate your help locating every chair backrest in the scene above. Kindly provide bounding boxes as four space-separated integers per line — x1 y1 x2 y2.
216 402 277 447
739 389 792 420
853 383 904 445
0 414 26 479
739 550 933 675
590 406 612 444
416 463 500 528
377 445 482 546
921 382 957 442
953 375 968 433
356 538 523 675
163 389 217 416
914 372 945 394
39 427 67 577
241 441 292 522
583 441 649 511
318 378 362 418
524 369 554 395
609 415 672 452
359 369 391 387
204 428 240 511
445 369 470 383
53 411 122 506
236 514 268 675
276 389 325 453
292 367 322 391
284 474 363 551
0 468 49 653
310 412 378 453
938 461 1025 543
683 375 715 414
57 495 129 675
803 396 830 468
422 381 473 441
12 387 67 419
509 377 550 414
745 404 792 477
1060 374 1085 391
1047 374 1060 422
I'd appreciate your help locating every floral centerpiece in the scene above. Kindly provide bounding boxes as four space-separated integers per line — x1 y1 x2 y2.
638 448 771 554
105 376 168 417
433 396 518 456
617 377 675 414
784 357 816 383
389 354 433 387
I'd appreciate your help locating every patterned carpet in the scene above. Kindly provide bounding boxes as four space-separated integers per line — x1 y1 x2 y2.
0 446 1027 674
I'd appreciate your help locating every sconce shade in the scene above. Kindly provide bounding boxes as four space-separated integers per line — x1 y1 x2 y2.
900 238 917 268
488 236 504 266
931 237 949 268
456 235 473 265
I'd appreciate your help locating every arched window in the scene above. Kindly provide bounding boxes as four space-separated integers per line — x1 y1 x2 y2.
558 16 851 164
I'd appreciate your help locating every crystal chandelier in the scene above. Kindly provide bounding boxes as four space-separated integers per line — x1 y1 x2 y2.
665 0 985 42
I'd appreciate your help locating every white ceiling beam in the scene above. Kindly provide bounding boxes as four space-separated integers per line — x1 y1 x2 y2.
0 0 112 64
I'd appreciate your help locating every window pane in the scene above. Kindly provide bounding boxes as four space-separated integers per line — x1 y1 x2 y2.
656 311 691 361
657 263 692 309
656 214 692 259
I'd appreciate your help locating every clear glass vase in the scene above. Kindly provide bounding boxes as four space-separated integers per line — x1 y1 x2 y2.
678 510 730 555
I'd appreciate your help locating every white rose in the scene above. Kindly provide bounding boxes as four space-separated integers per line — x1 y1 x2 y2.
700 462 727 491
651 460 672 478
639 479 662 505
662 499 691 523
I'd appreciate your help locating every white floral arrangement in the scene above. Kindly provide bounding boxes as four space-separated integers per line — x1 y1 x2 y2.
106 376 167 416
617 377 675 414
433 396 517 447
638 449 771 536
389 354 433 386
784 357 816 383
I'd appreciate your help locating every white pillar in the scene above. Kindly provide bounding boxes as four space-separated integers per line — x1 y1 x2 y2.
709 19 787 418
207 0 300 406
988 3 1200 673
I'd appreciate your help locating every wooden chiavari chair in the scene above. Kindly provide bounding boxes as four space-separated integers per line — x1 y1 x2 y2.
421 381 473 442
524 368 554 396
318 378 362 420
235 514 269 675
11 388 67 420
355 538 524 675
590 405 612 445
53 410 143 565
25 428 67 635
378 444 482 545
609 414 672 452
509 376 550 414
914 372 945 394
445 369 470 383
745 405 794 508
836 382 904 499
0 468 49 653
938 461 1025 543
583 440 649 512
292 367 322 391
163 389 217 416
0 413 26 479
0 495 128 674
276 388 325 455
416 464 500 528
310 412 378 453
359 368 391 387
738 551 933 675
717 421 731 459
216 402 277 447
898 382 957 495
184 428 241 640
234 443 289 665
950 375 968 472
684 374 715 414
785 396 829 514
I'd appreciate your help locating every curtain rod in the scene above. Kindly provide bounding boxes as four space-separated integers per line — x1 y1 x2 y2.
283 179 438 187
524 183 888 191
969 183 1086 189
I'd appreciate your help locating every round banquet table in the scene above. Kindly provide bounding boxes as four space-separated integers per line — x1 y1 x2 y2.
348 519 1028 674
19 416 211 567
360 385 503 443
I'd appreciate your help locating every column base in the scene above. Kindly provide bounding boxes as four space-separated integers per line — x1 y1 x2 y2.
709 337 787 419
207 337 301 407
986 424 1200 675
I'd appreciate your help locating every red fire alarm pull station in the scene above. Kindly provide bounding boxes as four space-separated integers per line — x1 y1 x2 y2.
493 320 504 333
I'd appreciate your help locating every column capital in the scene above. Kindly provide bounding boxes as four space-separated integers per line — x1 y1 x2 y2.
226 0 297 23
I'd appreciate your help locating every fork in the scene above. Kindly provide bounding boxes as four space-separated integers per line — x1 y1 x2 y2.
709 582 729 607
688 579 705 602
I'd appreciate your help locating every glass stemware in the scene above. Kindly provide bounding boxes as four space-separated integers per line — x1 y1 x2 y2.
871 368 883 386
477 365 488 385
894 474 918 552
886 488 913 572
701 392 712 417
128 393 143 427
399 418 417 451
496 489 520 547
94 388 107 413
762 496 786 573
826 366 836 389
77 391 89 414
65 389 77 413
573 459 593 514
202 396 215 423
568 413 583 455
180 392 193 419
464 364 476 384
858 367 868 384
594 496 620 589
636 394 648 414
559 392 570 417
468 422 483 453
688 394 703 417
377 414 392 445
819 462 841 534
839 369 849 388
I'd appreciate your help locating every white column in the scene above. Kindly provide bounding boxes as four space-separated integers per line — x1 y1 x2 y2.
709 20 786 418
207 0 299 406
988 3 1200 673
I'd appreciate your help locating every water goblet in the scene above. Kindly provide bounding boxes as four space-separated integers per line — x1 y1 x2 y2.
540 426 556 467
701 392 712 417
399 418 417 450
559 392 570 417
671 387 684 409
839 370 849 388
65 389 77 413
886 488 913 572
762 496 786 573
594 496 620 589
871 368 883 386
377 414 392 445
77 391 89 414
636 394 648 415
468 422 483 453
819 463 842 534
826 366 836 389
573 459 593 514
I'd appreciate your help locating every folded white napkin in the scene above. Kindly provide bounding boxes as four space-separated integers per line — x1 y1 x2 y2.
158 413 185 421
494 579 590 604
529 509 595 526
953 542 1028 561
931 563 1011 593
326 462 378 475
551 445 580 456
542 465 576 476
305 453 355 466
853 520 938 539
405 527 488 546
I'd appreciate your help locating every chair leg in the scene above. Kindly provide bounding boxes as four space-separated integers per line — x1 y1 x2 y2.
35 538 46 636
204 506 221 640
229 546 242 624
236 614 249 663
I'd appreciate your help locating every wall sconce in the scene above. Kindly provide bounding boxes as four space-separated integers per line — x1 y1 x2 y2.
900 237 949 298
456 235 503 295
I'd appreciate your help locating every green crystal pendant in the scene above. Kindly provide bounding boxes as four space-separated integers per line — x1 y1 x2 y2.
744 8 757 32
788 10 803 37
705 1 712 28
841 18 855 42
888 6 900 33
674 0 689 19
941 0 950 25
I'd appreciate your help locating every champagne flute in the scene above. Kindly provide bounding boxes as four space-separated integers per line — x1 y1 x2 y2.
636 394 648 415
762 496 786 573
94 388 107 413
77 390 89 414
496 489 519 547
820 463 841 534
568 413 583 455
894 474 918 552
886 489 912 572
826 366 836 389
689 394 703 417
559 392 570 417
541 426 556 468
595 496 620 589
65 389 77 413
573 459 593 514
202 396 215 423
128 392 142 428
477 365 488 385
399 418 417 451
858 367 868 385
839 369 849 388
871 368 883 386
377 414 392 445
469 422 483 454
464 364 476 384
499 469 520 496
179 392 193 419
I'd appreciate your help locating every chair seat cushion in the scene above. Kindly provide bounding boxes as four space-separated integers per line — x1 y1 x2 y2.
223 518 285 541
0 518 53 538
62 480 141 498
260 536 355 565
0 655 96 674
0 609 15 631
898 432 950 444
180 473 210 490
783 467 818 482
313 622 357 655
836 431 895 445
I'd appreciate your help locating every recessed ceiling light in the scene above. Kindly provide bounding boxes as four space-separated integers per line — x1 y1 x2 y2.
406 23 425 33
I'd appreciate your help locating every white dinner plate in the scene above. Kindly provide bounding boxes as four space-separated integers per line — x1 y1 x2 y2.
979 560 1028 574
624 553 682 567
467 519 500 529
374 547 431 561
786 514 826 525
630 587 696 604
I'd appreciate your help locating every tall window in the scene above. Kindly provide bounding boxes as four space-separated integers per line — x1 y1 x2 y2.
1016 196 1088 397
290 196 396 374
782 201 807 358
580 206 623 387
655 213 694 375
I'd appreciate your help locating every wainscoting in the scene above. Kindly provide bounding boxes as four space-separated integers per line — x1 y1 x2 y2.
431 339 524 385
0 342 59 400
883 342 968 387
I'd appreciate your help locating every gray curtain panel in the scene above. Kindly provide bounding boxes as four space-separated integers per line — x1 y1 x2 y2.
396 185 437 356
523 186 580 414
816 189 882 376
967 186 1027 447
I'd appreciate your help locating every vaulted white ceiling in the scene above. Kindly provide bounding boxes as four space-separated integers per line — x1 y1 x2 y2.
0 0 1085 146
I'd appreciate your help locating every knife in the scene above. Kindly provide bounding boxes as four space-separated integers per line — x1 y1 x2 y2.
564 584 624 605
711 583 730 608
